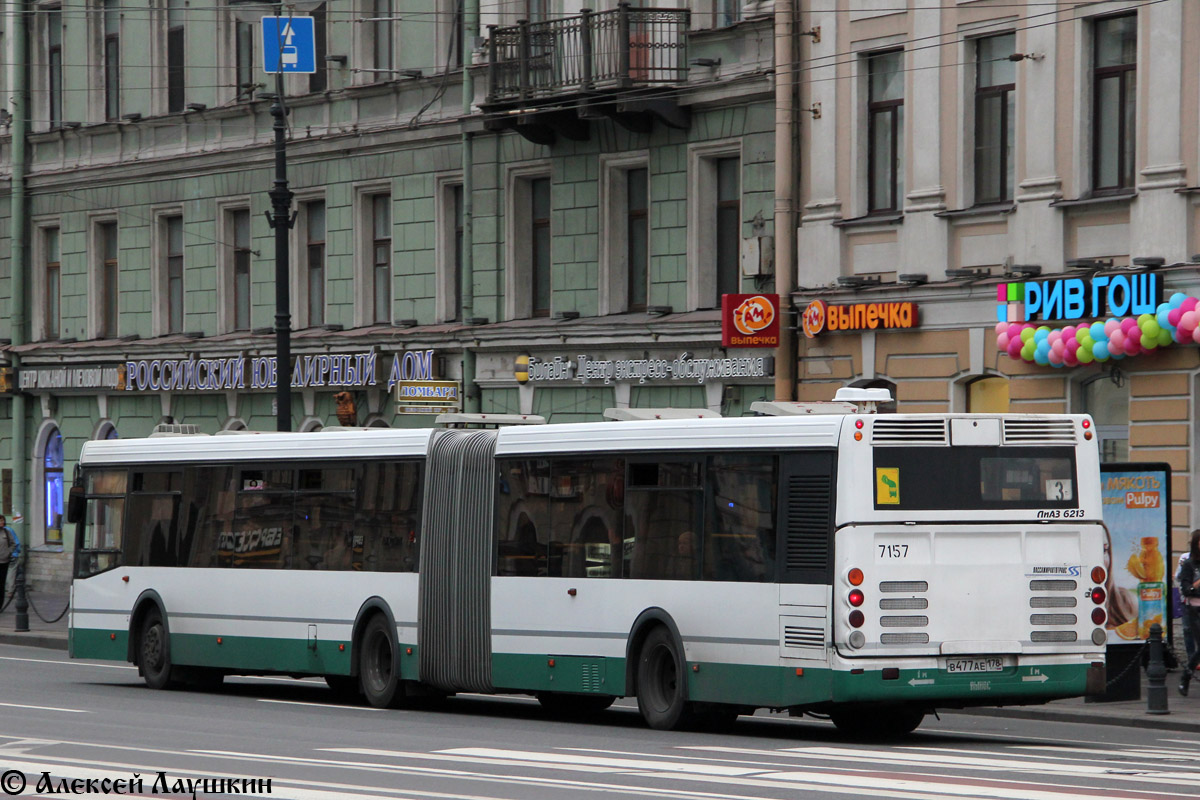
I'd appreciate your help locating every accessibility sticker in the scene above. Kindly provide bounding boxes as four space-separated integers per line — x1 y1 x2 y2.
876 468 900 505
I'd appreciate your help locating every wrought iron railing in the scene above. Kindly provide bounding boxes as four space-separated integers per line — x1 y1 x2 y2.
486 3 690 104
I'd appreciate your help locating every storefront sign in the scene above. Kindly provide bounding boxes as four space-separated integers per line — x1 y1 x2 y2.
720 293 780 348
20 364 125 391
395 380 461 415
519 352 772 386
997 272 1162 323
802 299 918 338
1100 463 1170 646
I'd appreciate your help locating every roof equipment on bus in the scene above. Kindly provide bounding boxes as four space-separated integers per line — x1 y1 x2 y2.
751 387 893 416
214 429 272 435
148 423 205 437
434 413 546 428
602 408 721 421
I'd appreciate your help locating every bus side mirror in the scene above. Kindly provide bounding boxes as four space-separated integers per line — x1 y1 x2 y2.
66 485 87 524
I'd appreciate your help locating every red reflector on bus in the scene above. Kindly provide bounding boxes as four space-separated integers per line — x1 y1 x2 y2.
855 419 864 429
216 637 222 645
882 668 899 680
110 633 116 640
548 659 555 668
795 668 804 677
339 644 345 652
1090 587 1106 604
1082 419 1090 429
1091 566 1106 584
850 668 864 675
122 576 129 583
848 590 864 607
406 648 413 655
848 610 865 628
1091 608 1106 625
848 568 864 586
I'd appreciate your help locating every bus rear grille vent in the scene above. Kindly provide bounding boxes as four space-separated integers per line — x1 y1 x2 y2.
580 661 603 692
880 580 929 593
784 474 832 572
871 420 949 445
880 597 928 610
1031 613 1077 626
1030 596 1077 608
1003 419 1077 445
783 625 825 649
880 615 929 628
1030 579 1077 592
881 633 930 644
1031 631 1077 642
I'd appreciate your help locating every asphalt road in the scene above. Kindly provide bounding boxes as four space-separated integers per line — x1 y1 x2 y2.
0 642 1194 800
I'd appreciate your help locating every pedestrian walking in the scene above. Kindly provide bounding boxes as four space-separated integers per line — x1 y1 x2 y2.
0 515 19 599
1178 530 1200 695
1180 551 1197 663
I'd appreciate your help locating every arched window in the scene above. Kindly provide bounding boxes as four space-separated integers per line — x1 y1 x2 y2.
1082 372 1129 462
96 421 119 440
367 417 390 429
966 376 1010 413
43 427 64 544
299 417 324 432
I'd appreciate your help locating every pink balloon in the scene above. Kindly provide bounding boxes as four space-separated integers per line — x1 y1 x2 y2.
1182 312 1198 331
1109 329 1126 349
1007 338 1023 358
1176 327 1189 344
1169 308 1183 327
1048 349 1063 365
1121 317 1139 335
997 333 1010 350
1183 297 1199 314
995 322 1007 335
1051 340 1065 356
1048 330 1062 345
1105 319 1120 335
1064 350 1079 367
1194 326 1200 345
1007 323 1023 339
1065 335 1078 350
1125 338 1141 357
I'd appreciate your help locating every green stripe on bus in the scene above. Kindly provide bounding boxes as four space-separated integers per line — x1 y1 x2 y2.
71 628 130 661
831 663 1090 703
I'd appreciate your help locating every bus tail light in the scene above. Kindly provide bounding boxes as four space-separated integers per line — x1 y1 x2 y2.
847 568 864 586
848 631 865 649
848 610 864 628
848 589 864 607
1091 566 1106 584
1091 629 1107 646
1091 607 1106 625
1090 587 1106 605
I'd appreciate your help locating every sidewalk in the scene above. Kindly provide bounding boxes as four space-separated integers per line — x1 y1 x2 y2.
1 597 1196 731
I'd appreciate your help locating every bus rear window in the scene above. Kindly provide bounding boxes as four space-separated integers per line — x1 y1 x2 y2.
873 446 1077 510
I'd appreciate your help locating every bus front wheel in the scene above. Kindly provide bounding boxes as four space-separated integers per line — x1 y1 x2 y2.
139 609 176 690
636 627 693 730
359 615 404 708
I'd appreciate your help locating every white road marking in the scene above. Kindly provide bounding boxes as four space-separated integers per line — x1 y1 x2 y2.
339 747 762 777
256 698 381 711
0 701 88 713
905 744 1200 769
0 654 135 670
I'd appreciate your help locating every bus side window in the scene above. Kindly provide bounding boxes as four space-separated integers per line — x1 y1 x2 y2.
545 458 624 579
703 455 777 582
357 460 422 572
626 460 703 581
75 469 128 579
186 466 234 568
495 459 549 577
125 471 182 568
226 468 294 569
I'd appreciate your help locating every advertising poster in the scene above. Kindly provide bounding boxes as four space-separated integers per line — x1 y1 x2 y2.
1099 463 1170 645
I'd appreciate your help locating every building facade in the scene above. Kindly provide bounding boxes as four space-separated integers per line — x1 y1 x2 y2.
0 0 783 592
795 0 1199 553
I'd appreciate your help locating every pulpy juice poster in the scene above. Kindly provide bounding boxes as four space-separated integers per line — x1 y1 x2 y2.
1100 464 1170 645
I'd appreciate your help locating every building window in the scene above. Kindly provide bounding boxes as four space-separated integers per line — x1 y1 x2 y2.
167 0 185 113
164 215 184 334
966 376 1009 413
626 167 649 311
974 33 1015 205
103 0 120 120
531 177 552 318
43 427 64 545
305 201 326 326
717 0 741 27
235 20 255 100
715 157 740 298
309 3 328 93
98 222 119 338
448 0 463 68
232 209 252 331
372 0 394 76
452 184 464 317
44 227 60 341
48 8 63 129
1083 374 1128 461
867 50 904 213
1092 14 1136 193
371 195 391 324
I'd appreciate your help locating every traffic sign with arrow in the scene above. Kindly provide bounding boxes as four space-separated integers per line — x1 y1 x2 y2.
262 16 317 74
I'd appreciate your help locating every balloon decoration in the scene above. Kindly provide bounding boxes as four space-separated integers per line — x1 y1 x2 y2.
997 293 1200 367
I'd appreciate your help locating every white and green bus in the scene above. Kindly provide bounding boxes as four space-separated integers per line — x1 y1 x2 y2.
68 394 1107 735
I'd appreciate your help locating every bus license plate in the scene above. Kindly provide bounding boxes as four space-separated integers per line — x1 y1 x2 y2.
945 657 1004 673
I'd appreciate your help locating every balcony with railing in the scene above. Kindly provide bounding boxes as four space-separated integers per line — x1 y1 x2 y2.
482 3 691 143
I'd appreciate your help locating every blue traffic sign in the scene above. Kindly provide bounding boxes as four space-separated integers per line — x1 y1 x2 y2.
261 16 316 74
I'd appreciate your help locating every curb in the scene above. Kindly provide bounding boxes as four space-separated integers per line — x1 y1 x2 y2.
0 632 68 651
949 705 1200 733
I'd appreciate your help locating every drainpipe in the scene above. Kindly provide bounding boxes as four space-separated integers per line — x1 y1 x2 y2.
773 0 797 401
9 0 30 631
460 0 479 412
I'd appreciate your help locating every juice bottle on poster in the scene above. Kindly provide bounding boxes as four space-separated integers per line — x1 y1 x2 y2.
1134 537 1165 638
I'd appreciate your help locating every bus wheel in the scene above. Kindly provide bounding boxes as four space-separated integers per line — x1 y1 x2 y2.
536 693 616 718
636 627 693 730
831 706 924 739
139 609 176 690
359 615 404 708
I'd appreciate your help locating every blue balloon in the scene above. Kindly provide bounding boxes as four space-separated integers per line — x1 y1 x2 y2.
1034 350 1050 365
1157 310 1172 329
1093 342 1110 360
1171 292 1188 306
1110 351 1125 360
1090 322 1106 340
1034 328 1050 342
1157 302 1170 315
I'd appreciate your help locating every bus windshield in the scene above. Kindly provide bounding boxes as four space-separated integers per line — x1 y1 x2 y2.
873 446 1077 511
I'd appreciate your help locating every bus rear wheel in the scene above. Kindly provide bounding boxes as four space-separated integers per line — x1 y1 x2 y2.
359 615 404 708
636 627 693 730
830 705 924 739
138 609 176 690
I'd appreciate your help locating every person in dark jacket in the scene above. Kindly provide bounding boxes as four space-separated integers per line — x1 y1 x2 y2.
1178 530 1200 695
0 516 20 598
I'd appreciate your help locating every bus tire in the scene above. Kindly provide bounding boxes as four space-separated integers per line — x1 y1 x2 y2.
138 609 176 690
636 627 693 730
831 706 924 738
359 615 404 709
536 693 616 718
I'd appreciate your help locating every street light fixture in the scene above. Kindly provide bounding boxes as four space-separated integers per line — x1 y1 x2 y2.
227 0 323 431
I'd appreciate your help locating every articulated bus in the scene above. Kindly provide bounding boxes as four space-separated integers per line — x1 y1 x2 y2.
69 395 1107 735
